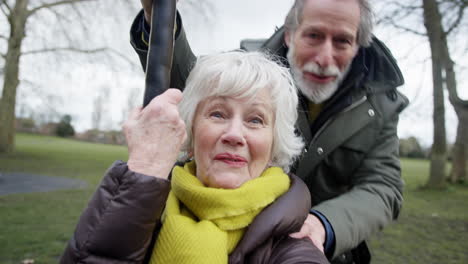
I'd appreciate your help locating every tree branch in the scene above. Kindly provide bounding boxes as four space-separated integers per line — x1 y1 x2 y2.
445 4 466 35
21 47 138 67
27 0 96 18
48 7 73 24
0 2 10 18
0 34 7 41
0 0 11 11
438 0 468 6
376 2 423 29
389 1 422 10
386 19 427 36
22 46 107 55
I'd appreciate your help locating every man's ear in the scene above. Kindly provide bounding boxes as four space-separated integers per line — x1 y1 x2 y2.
352 44 359 57
284 30 291 48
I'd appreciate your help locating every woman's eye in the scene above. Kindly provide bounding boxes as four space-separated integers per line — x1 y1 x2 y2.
210 111 224 119
249 117 264 125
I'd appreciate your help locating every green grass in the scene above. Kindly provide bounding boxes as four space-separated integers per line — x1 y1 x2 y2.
1 133 467 263
0 133 128 264
370 159 468 264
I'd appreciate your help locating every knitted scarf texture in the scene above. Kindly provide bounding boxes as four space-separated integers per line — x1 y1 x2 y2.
149 161 290 264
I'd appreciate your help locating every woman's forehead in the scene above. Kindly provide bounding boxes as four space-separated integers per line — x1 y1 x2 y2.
200 89 273 109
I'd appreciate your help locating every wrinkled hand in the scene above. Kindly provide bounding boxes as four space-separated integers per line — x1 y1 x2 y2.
289 214 326 253
140 0 179 24
124 89 187 178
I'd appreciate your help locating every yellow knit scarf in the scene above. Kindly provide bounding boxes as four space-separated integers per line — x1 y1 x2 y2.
149 161 290 264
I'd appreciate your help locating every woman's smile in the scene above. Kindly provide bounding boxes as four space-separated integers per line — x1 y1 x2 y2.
214 153 248 167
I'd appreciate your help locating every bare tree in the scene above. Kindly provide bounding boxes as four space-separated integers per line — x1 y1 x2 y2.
0 0 138 153
439 1 468 183
92 86 111 130
377 0 467 188
424 0 467 185
121 87 141 125
423 0 448 188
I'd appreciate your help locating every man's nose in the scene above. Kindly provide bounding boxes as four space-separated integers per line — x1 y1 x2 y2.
314 40 334 69
221 119 246 146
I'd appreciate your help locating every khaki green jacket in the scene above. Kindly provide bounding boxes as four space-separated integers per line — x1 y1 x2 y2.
130 11 408 261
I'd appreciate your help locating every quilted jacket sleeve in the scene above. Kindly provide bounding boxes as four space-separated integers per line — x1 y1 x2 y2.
130 10 196 90
60 161 171 264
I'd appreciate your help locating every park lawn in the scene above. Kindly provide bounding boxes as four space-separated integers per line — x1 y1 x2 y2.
370 159 468 264
0 133 128 264
0 133 467 263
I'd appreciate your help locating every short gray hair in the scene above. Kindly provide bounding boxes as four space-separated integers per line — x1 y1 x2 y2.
178 51 304 172
284 0 374 47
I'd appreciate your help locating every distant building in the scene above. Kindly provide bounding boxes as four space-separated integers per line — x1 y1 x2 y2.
240 38 267 51
39 122 59 136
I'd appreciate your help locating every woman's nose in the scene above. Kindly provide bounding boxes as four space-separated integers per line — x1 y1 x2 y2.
221 119 246 146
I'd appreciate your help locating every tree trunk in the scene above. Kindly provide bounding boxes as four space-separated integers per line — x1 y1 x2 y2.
446 55 468 183
0 0 28 153
450 113 468 183
437 4 468 184
445 63 468 183
423 0 447 188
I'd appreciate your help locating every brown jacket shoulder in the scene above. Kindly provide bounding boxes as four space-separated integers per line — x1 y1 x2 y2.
60 161 328 264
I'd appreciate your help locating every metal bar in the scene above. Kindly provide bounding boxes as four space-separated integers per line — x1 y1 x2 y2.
143 0 176 107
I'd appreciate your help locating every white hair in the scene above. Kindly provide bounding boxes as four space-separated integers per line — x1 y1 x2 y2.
284 0 374 47
178 51 304 172
287 38 353 103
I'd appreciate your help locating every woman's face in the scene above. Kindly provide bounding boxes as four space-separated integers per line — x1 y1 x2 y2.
192 88 275 189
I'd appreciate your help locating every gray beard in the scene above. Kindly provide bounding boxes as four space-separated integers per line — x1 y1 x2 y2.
286 46 352 104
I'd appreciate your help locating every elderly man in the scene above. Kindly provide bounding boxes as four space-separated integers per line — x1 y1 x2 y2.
130 0 408 263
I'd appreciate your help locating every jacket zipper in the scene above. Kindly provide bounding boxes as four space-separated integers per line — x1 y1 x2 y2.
310 96 368 144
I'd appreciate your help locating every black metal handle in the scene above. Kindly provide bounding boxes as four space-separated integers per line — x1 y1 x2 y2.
143 0 177 107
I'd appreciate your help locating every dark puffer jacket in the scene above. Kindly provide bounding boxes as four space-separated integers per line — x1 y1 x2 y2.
60 161 329 264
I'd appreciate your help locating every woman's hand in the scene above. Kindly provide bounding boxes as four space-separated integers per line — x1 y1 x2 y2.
124 89 187 178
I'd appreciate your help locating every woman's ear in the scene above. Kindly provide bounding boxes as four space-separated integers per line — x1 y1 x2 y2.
267 159 274 168
187 150 194 159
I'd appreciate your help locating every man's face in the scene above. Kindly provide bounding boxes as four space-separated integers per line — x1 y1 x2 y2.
285 0 360 103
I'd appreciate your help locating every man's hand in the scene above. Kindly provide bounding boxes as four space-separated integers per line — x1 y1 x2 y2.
140 0 152 23
290 214 326 252
124 89 187 178
140 0 179 24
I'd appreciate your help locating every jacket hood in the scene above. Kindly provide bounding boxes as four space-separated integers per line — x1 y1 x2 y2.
361 37 405 93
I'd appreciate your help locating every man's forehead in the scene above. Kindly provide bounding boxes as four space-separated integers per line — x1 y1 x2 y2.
301 0 361 19
300 0 360 33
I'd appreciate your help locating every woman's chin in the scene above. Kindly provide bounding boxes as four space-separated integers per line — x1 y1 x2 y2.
207 175 245 189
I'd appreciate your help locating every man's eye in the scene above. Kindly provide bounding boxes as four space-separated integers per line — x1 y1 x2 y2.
335 38 352 46
308 33 320 39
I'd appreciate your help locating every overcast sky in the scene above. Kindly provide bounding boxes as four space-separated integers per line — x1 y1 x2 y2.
4 0 466 147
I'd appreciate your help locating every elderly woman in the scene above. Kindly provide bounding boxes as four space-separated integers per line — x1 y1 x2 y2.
60 51 329 264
